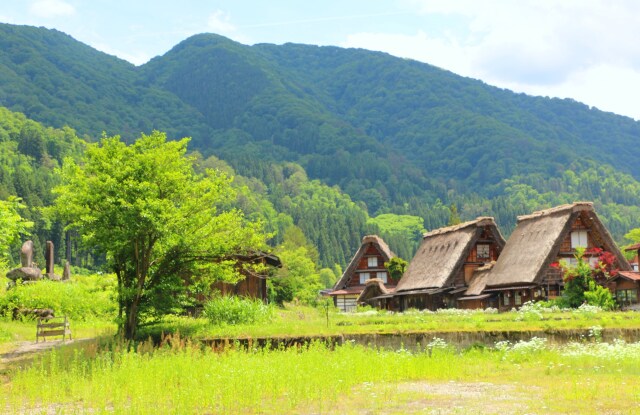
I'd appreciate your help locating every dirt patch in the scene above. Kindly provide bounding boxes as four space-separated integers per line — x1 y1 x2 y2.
323 380 539 415
0 338 90 371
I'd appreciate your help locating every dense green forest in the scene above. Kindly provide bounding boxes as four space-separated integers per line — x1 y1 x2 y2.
1 23 640 273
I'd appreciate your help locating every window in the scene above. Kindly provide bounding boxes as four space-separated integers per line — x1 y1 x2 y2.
367 257 378 267
359 272 370 284
571 230 588 248
477 244 490 259
616 289 638 305
376 271 388 283
515 291 522 306
503 293 510 306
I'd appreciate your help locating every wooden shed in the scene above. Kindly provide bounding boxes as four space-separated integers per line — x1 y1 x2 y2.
211 251 282 302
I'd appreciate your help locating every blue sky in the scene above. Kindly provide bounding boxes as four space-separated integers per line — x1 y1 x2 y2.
3 0 640 120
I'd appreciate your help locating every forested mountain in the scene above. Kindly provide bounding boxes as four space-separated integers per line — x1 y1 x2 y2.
1 22 640 263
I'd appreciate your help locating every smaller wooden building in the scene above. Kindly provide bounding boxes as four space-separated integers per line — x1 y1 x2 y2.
211 251 282 302
329 235 396 312
607 271 640 308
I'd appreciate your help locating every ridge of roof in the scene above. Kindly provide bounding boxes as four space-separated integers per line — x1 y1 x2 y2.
361 234 395 259
516 202 593 224
423 217 496 238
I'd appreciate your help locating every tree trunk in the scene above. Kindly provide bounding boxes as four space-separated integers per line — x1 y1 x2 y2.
124 298 139 340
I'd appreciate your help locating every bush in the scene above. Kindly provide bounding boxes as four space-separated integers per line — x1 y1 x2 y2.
0 273 117 321
203 296 274 326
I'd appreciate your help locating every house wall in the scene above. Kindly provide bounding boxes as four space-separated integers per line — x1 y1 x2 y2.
346 243 395 288
609 279 640 306
458 227 502 285
458 299 486 309
213 275 266 302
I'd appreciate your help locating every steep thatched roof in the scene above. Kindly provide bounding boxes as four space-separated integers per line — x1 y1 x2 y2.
395 217 505 292
485 202 630 287
332 235 395 290
357 278 393 303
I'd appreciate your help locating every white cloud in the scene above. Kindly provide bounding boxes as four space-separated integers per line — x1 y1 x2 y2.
207 10 236 35
29 0 76 19
504 65 640 120
91 42 151 66
342 0 640 119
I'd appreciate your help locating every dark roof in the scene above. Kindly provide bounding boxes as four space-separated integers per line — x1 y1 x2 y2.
395 217 505 292
332 235 395 290
484 202 630 287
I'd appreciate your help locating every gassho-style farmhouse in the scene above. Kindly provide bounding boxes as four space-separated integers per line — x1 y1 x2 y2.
329 202 639 312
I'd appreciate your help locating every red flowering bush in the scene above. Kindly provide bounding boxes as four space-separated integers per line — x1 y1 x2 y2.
556 247 618 309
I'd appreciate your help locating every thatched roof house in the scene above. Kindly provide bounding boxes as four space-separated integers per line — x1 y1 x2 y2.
481 202 630 309
393 217 505 310
329 235 396 311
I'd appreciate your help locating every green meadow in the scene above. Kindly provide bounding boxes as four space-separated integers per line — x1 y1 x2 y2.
2 334 640 414
3 275 640 414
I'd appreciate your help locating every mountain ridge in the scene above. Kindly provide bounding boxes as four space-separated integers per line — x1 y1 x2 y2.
1 23 639 245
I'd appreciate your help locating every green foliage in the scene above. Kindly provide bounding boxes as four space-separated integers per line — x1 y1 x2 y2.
51 131 267 338
0 196 33 268
0 274 117 321
583 280 616 311
203 295 274 326
384 257 408 280
624 228 640 243
368 213 424 259
269 245 322 305
558 247 616 310
448 203 462 226
0 107 86 268
318 268 337 288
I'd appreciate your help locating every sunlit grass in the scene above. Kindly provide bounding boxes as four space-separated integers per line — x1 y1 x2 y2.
0 320 116 353
2 335 639 414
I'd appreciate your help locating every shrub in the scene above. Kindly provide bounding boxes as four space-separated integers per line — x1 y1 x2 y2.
0 273 117 321
203 295 274 326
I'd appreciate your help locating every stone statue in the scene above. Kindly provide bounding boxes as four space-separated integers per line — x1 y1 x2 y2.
62 260 71 281
7 239 42 282
20 240 34 268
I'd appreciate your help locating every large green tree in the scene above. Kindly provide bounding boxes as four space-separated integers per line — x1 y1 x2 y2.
52 131 266 338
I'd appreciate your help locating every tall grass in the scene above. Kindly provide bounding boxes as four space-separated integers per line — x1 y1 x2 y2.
2 336 640 414
203 295 274 326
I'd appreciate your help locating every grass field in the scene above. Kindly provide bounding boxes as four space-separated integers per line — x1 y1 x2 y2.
3 276 640 414
140 303 640 340
2 334 639 414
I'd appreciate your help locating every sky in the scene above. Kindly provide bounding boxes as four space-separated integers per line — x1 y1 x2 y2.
2 0 640 120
